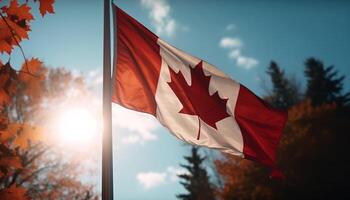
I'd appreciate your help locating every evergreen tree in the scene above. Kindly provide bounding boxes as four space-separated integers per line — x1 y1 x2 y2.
177 146 215 200
304 57 350 106
266 61 300 109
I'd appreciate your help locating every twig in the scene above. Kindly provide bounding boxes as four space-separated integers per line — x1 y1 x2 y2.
0 11 39 78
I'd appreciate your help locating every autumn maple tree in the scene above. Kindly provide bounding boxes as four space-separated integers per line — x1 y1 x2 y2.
0 1 51 197
1 60 99 199
1 1 99 199
0 0 54 55
168 61 230 140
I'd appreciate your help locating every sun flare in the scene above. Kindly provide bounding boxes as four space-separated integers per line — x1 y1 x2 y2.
56 108 99 144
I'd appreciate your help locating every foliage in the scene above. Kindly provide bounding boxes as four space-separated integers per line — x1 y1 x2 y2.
304 57 350 106
265 61 300 109
177 146 215 200
35 0 55 16
215 100 350 199
214 57 350 199
0 59 99 199
0 62 17 108
277 100 350 199
0 62 44 199
215 156 272 200
0 185 28 200
0 1 99 199
0 0 55 55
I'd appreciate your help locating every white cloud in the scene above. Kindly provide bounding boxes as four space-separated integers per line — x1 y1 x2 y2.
120 131 158 145
219 37 242 49
166 166 188 182
113 104 159 145
226 24 236 31
219 35 259 69
87 69 103 87
165 19 176 35
227 49 258 69
137 166 188 189
140 0 187 35
228 49 241 59
88 69 102 83
121 135 140 144
236 56 258 69
137 172 166 189
140 0 177 37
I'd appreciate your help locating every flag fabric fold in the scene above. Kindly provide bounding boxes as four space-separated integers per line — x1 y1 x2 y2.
112 5 287 171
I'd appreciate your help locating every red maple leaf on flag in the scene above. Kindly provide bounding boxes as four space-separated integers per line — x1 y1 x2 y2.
168 61 230 140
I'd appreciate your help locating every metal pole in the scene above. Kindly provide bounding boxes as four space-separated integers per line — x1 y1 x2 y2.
102 0 113 199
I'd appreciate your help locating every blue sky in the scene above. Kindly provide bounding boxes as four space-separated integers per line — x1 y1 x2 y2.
2 0 350 199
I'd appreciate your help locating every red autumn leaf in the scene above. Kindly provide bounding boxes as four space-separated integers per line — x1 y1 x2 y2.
19 57 45 79
2 19 30 39
17 58 47 106
168 61 230 140
0 156 22 168
0 0 33 54
0 185 28 200
0 19 19 53
0 39 13 54
2 123 46 149
36 0 55 16
1 0 34 22
0 62 17 106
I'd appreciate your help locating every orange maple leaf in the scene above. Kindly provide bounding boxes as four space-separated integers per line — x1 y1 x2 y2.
36 0 55 16
0 156 22 168
0 185 28 200
0 0 33 54
0 62 17 106
0 123 46 149
1 0 34 22
19 57 45 79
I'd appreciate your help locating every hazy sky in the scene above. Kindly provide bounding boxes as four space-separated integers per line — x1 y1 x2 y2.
2 0 350 199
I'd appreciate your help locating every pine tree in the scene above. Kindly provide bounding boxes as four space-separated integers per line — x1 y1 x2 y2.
304 58 350 106
266 61 300 109
177 146 215 200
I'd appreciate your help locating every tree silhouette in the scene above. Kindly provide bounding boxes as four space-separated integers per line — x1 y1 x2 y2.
266 61 300 109
177 146 215 200
215 58 350 199
305 57 350 106
215 100 350 200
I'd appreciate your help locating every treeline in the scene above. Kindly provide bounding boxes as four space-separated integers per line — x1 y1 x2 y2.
177 57 350 200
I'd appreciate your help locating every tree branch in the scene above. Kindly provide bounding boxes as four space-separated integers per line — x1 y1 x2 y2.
0 12 39 78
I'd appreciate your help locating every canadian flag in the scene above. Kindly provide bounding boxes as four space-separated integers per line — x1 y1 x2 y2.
112 6 287 174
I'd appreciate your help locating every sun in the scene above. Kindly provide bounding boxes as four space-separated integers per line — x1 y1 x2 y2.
56 108 99 144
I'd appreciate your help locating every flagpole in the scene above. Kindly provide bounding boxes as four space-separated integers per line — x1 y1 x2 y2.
102 0 113 199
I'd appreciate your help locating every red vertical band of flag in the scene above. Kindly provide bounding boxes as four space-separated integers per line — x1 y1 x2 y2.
235 85 287 167
112 7 161 115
